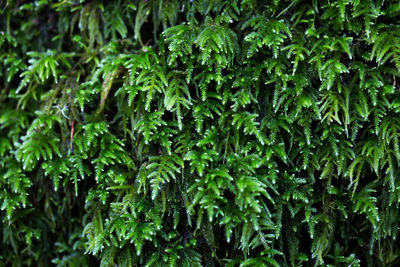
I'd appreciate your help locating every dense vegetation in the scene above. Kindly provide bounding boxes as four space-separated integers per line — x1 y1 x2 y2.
1 0 400 266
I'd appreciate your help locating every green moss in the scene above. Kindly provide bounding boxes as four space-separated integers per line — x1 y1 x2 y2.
1 0 400 266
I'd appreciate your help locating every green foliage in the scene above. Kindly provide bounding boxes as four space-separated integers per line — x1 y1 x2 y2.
2 0 400 266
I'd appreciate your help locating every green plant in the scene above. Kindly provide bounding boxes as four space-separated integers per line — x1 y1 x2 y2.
1 0 400 266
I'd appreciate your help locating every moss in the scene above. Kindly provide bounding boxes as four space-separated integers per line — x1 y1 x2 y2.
1 0 400 266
